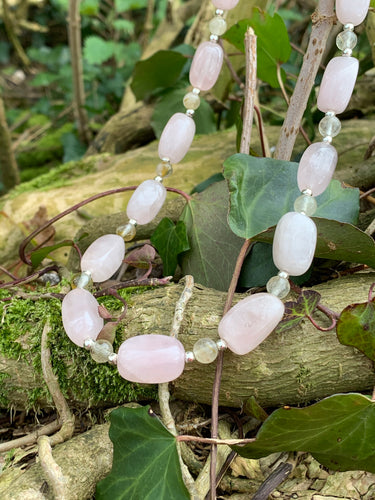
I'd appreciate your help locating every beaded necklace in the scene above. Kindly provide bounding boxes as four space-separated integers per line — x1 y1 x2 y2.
61 0 370 384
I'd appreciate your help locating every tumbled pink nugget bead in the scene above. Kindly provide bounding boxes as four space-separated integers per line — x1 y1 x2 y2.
218 293 284 356
317 57 359 114
127 179 166 225
297 142 338 196
117 335 186 384
62 288 103 347
336 0 370 26
81 234 125 282
189 41 224 91
158 112 196 164
273 212 317 276
212 0 239 9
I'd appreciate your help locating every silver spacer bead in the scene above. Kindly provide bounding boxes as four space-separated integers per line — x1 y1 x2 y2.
215 8 224 16
154 175 163 183
326 111 335 117
186 109 195 117
344 23 354 31
323 136 333 144
302 188 313 197
278 270 289 280
84 338 95 350
210 34 219 42
129 218 137 227
161 157 170 162
216 339 227 351
185 351 195 363
343 48 353 57
192 88 200 95
108 353 118 365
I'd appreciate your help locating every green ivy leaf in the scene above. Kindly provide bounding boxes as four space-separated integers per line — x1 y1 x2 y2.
223 9 291 88
131 51 187 101
239 242 278 288
96 406 189 500
243 396 268 422
30 240 74 268
83 36 114 65
274 290 321 333
80 0 99 16
150 218 190 276
180 182 244 291
337 298 375 361
232 393 375 473
151 87 216 138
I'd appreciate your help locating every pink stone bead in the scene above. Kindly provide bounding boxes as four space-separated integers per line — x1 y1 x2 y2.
273 212 317 276
81 234 125 282
117 335 186 384
317 57 359 114
218 293 284 356
297 142 338 196
336 0 370 26
127 180 167 225
189 41 224 91
158 112 196 164
62 288 103 347
212 0 240 9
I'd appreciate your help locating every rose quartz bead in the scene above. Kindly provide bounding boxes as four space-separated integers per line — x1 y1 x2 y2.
218 293 284 356
127 180 166 225
189 41 224 91
297 142 338 196
62 288 103 347
158 113 196 164
81 234 125 282
336 0 370 26
117 335 185 384
273 212 317 276
317 57 359 114
212 0 239 9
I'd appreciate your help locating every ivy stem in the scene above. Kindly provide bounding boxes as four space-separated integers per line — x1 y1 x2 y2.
306 313 337 332
0 265 59 289
0 265 17 280
368 282 375 303
177 435 255 446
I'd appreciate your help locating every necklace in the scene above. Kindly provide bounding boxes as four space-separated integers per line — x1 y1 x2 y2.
61 0 370 384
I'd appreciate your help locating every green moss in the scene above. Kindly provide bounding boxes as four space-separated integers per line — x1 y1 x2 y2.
0 284 156 409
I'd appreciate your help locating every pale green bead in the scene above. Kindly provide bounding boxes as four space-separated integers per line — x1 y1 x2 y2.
209 16 227 36
183 92 201 111
319 115 341 138
266 276 290 299
294 194 317 216
336 30 357 52
156 161 173 178
117 222 136 242
193 338 218 364
90 339 114 363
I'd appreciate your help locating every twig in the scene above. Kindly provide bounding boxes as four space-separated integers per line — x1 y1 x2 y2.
0 265 59 289
38 435 68 499
252 462 293 500
177 435 255 445
364 135 375 160
0 420 61 453
275 0 336 160
0 265 17 280
240 28 257 155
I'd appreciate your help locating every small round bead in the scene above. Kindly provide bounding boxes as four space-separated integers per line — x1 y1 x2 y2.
294 194 318 216
210 34 219 42
156 161 173 178
215 9 224 16
319 114 341 139
117 221 137 242
343 49 353 57
216 339 227 351
192 88 200 95
323 136 333 144
336 30 357 52
185 351 195 363
209 16 227 36
266 276 290 299
193 338 219 364
84 338 96 350
344 23 354 31
108 353 118 365
154 175 163 183
90 339 114 363
302 188 313 197
183 91 201 110
74 270 92 289
185 109 195 117
278 270 289 280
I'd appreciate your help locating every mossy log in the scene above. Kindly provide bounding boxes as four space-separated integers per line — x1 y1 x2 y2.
0 273 374 411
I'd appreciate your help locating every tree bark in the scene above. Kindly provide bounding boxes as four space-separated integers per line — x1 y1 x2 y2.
0 94 20 192
1 274 374 411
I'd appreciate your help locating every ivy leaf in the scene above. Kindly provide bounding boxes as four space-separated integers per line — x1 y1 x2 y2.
131 51 187 100
124 244 156 269
244 396 268 422
30 240 74 268
179 182 244 291
337 297 375 361
232 393 375 473
275 290 321 333
96 406 190 500
150 218 190 276
83 36 114 65
223 9 291 88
